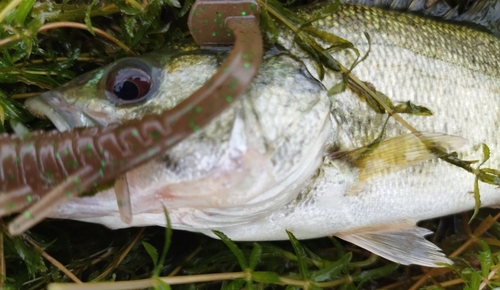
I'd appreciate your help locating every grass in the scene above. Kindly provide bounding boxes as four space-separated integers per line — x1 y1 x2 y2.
5 210 500 289
1 0 500 289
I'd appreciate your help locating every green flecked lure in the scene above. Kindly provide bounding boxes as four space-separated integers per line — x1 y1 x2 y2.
0 0 263 235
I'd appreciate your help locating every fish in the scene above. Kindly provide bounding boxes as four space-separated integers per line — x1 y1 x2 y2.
23 4 500 267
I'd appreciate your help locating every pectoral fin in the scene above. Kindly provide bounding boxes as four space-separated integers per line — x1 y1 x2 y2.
336 132 467 194
337 226 452 267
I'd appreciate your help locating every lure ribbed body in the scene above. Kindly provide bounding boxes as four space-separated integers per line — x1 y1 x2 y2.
0 118 169 212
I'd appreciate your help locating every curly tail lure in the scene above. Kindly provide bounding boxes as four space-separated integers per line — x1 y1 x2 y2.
0 0 263 235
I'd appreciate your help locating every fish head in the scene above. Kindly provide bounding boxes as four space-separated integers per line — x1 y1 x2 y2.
25 43 333 229
25 43 223 130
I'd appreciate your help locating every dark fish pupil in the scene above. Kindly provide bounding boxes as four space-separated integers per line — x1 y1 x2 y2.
114 80 139 101
105 64 153 104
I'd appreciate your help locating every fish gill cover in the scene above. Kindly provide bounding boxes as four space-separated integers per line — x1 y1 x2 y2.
1 0 500 289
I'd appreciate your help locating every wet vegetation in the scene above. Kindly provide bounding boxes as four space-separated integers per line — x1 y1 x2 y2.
1 0 500 288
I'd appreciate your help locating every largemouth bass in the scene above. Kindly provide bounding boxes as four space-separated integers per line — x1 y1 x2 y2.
24 4 500 267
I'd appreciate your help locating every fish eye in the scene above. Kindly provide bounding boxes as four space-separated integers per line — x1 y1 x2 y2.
102 59 155 104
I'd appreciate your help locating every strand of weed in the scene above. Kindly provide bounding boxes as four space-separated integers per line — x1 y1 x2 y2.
408 212 500 290
14 56 107 66
479 266 499 290
23 234 83 284
168 245 202 277
124 0 144 11
11 93 44 99
382 268 452 290
38 22 135 55
91 228 145 281
0 35 20 47
48 272 354 289
0 22 135 55
0 0 23 22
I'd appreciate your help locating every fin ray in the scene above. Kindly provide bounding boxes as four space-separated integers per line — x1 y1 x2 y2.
342 132 467 194
337 226 452 267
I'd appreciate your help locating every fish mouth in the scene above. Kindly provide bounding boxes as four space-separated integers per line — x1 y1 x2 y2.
25 91 97 131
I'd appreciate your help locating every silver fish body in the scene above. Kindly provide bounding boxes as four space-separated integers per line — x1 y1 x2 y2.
26 5 500 266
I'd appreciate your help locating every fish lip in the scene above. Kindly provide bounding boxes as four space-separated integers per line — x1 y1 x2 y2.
25 91 97 131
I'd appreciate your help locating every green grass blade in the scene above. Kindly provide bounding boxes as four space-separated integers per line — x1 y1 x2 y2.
286 230 310 279
249 243 262 270
213 230 248 269
143 241 159 268
312 252 351 282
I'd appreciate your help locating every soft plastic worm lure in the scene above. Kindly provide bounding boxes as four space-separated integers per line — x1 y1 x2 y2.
0 0 263 235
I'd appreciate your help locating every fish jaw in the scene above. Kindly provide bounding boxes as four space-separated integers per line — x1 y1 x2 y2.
24 65 122 130
25 91 97 131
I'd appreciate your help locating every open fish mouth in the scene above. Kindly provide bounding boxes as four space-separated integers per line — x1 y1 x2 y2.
25 91 98 131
